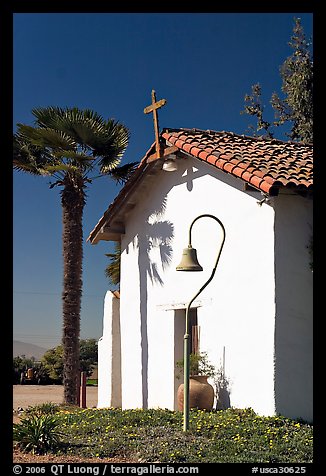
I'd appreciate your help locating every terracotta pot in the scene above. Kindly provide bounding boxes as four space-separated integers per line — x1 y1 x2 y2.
177 375 214 411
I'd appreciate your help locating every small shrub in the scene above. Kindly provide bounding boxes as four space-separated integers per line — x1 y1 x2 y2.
13 414 63 454
25 402 61 416
176 351 217 379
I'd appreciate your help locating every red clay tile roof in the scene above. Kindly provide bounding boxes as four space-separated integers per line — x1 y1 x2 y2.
88 127 313 243
161 128 313 195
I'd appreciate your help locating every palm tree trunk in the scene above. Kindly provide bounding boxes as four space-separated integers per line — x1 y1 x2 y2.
61 174 85 405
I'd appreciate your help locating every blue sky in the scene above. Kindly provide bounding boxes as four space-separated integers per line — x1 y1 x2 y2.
13 12 313 350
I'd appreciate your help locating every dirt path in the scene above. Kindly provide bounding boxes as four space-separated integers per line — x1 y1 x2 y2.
13 385 98 410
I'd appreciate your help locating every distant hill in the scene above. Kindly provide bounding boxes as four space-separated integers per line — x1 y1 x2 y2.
13 340 48 360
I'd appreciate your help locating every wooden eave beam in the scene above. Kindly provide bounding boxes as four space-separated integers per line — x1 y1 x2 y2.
101 223 125 235
146 145 179 163
91 223 125 244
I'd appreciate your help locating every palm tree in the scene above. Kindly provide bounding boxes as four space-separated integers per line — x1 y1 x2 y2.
13 107 135 405
105 242 121 288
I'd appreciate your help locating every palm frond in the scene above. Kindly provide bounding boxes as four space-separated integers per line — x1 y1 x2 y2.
14 107 130 180
31 106 67 128
60 107 105 126
53 149 93 162
32 107 103 143
96 123 130 173
104 242 121 286
13 162 43 175
17 124 76 150
99 158 121 174
106 161 138 184
65 121 103 147
32 107 130 160
45 164 82 175
13 135 53 175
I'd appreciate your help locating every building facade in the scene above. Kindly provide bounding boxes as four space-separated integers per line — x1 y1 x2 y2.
89 129 313 422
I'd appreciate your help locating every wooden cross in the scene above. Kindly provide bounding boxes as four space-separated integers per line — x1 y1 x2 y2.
144 90 167 159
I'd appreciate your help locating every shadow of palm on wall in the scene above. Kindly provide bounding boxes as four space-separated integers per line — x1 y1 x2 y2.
133 198 174 408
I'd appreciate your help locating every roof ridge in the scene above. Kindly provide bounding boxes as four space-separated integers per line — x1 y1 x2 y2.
161 127 313 148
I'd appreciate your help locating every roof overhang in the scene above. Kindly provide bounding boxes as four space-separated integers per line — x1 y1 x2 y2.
87 142 179 244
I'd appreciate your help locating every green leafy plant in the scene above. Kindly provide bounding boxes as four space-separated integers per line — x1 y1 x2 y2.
13 414 64 454
24 402 61 416
176 351 217 379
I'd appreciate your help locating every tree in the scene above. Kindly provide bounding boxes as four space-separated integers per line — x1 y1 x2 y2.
13 356 50 384
41 339 98 382
13 107 136 404
41 346 64 382
13 356 35 384
242 17 313 143
79 338 98 377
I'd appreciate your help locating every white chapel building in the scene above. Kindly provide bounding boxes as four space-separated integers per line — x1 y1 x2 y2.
88 127 313 422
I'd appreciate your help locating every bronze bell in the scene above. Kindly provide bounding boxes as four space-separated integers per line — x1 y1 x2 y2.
176 246 203 271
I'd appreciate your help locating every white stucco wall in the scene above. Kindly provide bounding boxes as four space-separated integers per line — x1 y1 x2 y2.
273 192 313 422
97 156 312 420
97 291 121 408
119 158 278 416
